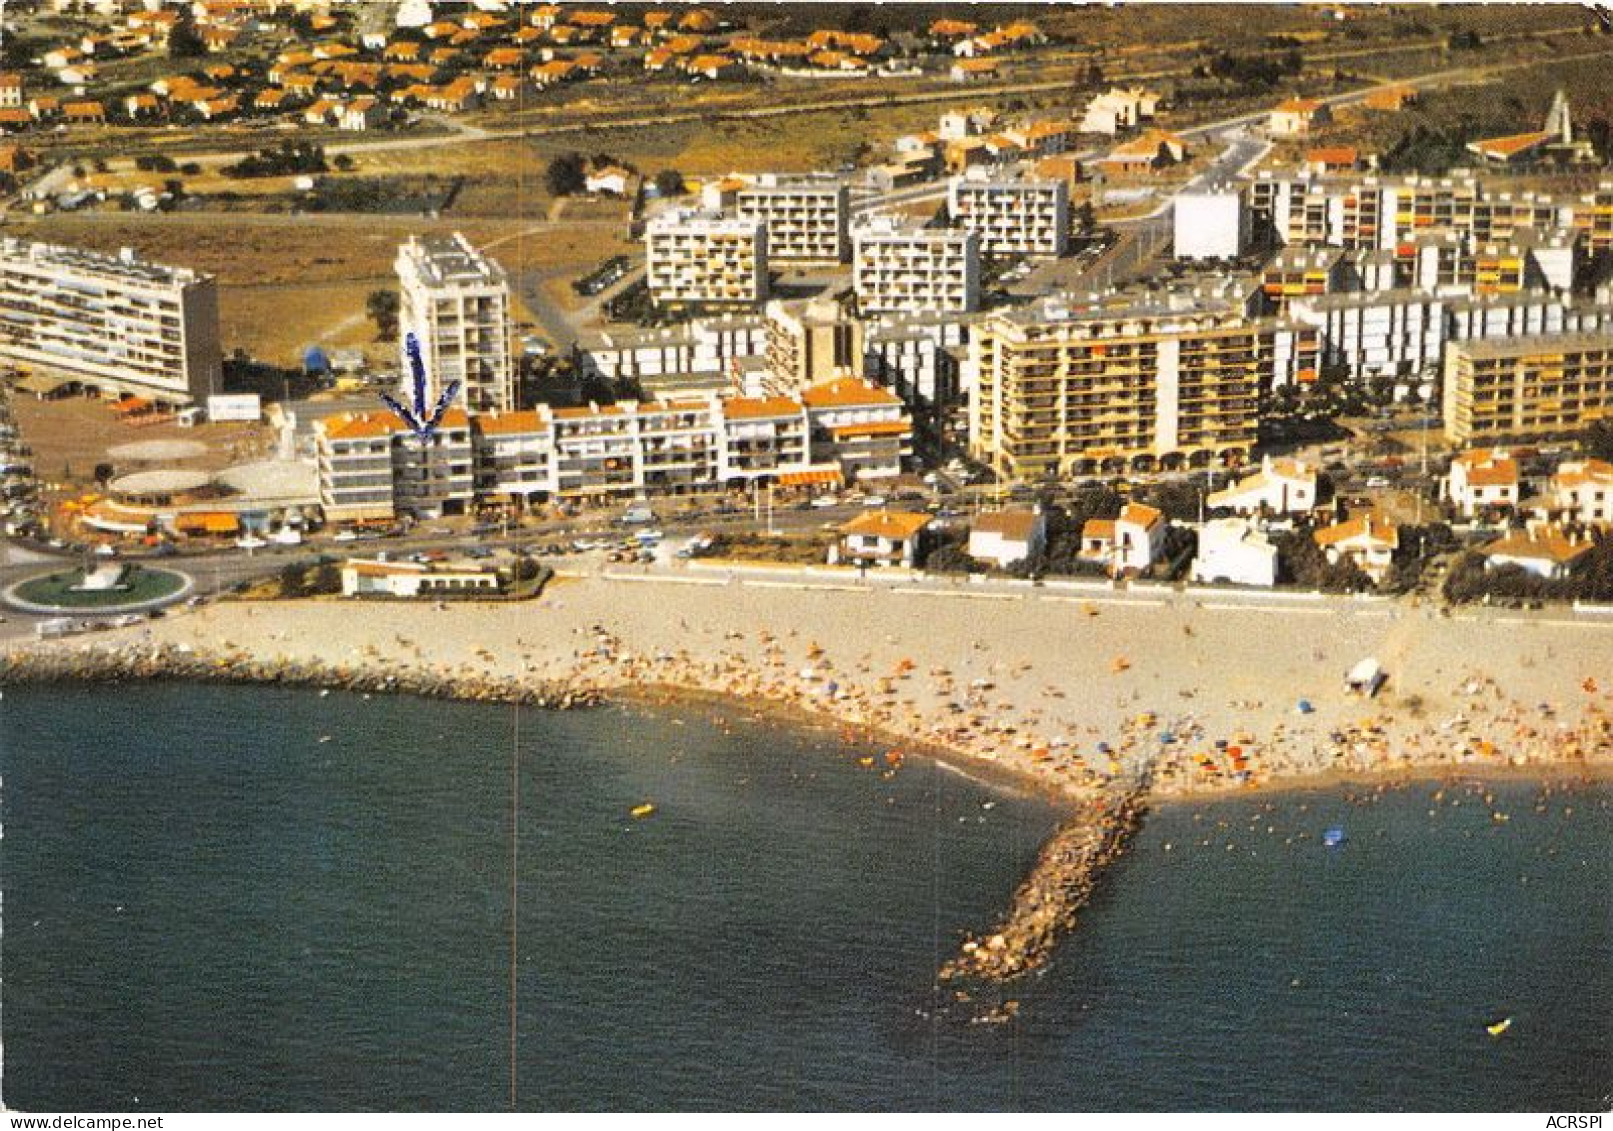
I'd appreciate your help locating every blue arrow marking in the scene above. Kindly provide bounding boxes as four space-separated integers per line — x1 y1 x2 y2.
381 332 461 440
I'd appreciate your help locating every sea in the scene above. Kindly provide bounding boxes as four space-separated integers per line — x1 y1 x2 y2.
2 684 1609 1112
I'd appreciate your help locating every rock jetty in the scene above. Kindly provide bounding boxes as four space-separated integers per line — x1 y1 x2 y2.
0 642 604 710
941 778 1151 985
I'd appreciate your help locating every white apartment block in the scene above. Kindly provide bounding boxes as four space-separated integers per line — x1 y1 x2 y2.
1445 292 1613 344
733 175 851 263
1288 289 1445 382
1174 187 1248 260
646 209 769 309
853 217 980 315
312 383 912 516
579 316 768 389
0 238 222 405
395 233 514 413
947 173 1069 258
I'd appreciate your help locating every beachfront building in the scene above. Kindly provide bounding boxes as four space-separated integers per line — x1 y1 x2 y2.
800 377 912 482
853 216 980 315
645 209 769 309
314 408 474 522
341 556 511 598
1480 522 1595 579
1442 448 1520 518
1173 187 1248 261
1442 332 1613 445
1314 513 1398 584
395 233 514 413
1540 458 1613 526
1207 455 1317 515
946 171 1069 258
0 237 222 406
1190 516 1278 587
1079 502 1166 575
967 508 1046 568
966 293 1317 479
731 174 851 264
830 509 931 569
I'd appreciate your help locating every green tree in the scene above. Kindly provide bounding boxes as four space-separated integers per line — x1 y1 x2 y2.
545 152 587 197
365 289 399 341
654 169 686 198
1583 419 1613 462
169 10 206 58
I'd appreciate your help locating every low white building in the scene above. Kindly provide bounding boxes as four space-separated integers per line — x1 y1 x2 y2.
1191 517 1278 587
831 509 930 569
968 508 1046 568
1541 458 1613 525
1314 513 1398 584
1207 455 1316 515
341 557 508 597
1444 448 1520 517
1079 502 1166 574
1481 523 1594 579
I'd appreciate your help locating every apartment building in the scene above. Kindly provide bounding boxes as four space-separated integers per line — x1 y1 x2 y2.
1443 332 1613 445
0 237 221 405
395 233 514 413
732 175 851 264
853 216 980 315
947 172 1069 258
1288 289 1445 382
763 297 865 392
645 209 769 309
313 383 911 515
966 295 1313 479
578 316 768 393
314 408 474 522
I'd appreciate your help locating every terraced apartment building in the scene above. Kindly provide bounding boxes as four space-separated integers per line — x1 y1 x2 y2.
731 175 851 264
967 294 1318 478
853 217 980 315
1442 332 1613 445
0 237 221 405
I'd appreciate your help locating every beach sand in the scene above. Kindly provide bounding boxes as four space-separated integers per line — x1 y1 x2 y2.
22 574 1611 802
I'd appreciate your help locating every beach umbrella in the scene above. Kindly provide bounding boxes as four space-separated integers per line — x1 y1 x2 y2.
1296 699 1315 714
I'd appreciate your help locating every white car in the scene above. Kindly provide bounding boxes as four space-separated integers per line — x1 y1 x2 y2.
333 529 359 542
861 496 887 508
810 495 840 508
236 535 268 551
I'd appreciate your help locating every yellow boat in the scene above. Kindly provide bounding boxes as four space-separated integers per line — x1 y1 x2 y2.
630 803 656 819
1486 1017 1512 1037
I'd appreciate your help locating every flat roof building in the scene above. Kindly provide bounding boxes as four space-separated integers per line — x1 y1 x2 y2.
732 174 851 264
0 238 221 405
853 216 980 315
395 233 514 413
947 172 1069 258
646 209 769 309
1443 331 1613 445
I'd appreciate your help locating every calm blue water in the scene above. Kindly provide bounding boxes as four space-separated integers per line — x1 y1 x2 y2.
2 684 1609 1112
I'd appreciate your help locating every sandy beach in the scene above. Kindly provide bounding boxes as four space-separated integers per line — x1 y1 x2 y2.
9 573 1611 803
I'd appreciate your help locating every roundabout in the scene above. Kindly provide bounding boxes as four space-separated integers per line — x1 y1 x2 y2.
4 563 193 616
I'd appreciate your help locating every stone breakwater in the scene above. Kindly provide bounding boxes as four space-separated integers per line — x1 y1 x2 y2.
940 780 1152 987
0 642 605 709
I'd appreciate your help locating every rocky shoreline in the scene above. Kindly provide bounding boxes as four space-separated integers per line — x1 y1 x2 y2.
0 641 605 710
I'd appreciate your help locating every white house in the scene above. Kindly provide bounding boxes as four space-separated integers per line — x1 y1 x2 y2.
1207 455 1317 516
1269 98 1330 138
1314 513 1398 584
341 557 508 597
1079 502 1166 574
830 509 930 569
585 165 632 196
1444 448 1520 518
1541 458 1613 525
967 508 1046 568
1481 522 1594 579
1190 517 1278 587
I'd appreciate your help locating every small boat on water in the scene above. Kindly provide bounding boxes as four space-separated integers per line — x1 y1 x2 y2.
1487 1017 1513 1037
1322 826 1347 848
630 803 656 819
